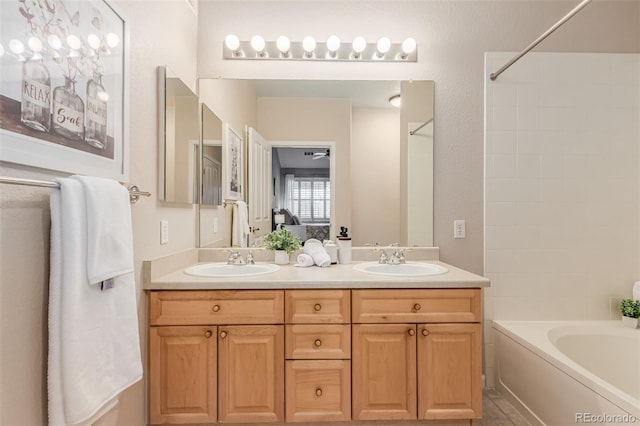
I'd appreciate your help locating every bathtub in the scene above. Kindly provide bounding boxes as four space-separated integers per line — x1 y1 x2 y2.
493 321 640 425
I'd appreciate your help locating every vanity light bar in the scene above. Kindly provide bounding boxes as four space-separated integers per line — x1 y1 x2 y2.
222 36 417 62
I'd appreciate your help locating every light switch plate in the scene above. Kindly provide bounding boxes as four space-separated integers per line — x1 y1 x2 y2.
454 220 466 239
160 220 169 244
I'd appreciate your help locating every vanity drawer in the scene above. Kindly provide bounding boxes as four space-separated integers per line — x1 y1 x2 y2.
285 290 350 324
286 325 351 359
285 360 351 423
149 290 284 326
352 289 481 323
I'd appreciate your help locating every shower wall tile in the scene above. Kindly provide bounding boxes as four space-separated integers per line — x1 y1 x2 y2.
484 52 640 381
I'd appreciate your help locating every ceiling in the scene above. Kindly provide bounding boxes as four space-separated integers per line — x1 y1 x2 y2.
275 147 330 169
251 80 401 109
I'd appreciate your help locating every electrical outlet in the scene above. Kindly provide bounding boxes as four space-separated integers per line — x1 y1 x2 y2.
454 220 466 239
160 220 169 245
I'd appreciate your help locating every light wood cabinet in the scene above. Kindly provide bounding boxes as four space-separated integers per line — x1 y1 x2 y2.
148 287 482 425
218 325 285 423
148 326 217 425
351 289 482 422
285 290 351 423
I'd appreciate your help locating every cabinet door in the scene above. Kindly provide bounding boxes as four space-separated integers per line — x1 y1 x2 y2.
218 325 285 423
417 323 482 420
148 326 217 425
352 324 417 420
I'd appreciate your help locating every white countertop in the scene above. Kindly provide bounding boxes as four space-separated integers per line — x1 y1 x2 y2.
145 259 490 290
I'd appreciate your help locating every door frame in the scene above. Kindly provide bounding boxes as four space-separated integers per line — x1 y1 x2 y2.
271 140 336 241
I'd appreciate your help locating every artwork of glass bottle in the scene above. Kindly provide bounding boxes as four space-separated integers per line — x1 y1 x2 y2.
21 55 51 132
52 77 84 141
85 72 108 149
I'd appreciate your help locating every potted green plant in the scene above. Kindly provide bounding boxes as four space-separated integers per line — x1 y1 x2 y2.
264 228 301 265
619 299 640 328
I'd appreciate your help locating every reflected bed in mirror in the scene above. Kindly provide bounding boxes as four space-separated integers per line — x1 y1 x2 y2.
158 66 199 204
197 79 434 247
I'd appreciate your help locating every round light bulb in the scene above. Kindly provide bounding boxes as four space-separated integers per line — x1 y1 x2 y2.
250 35 265 52
66 34 82 50
276 35 290 53
106 32 120 48
9 39 25 55
376 37 391 54
224 34 240 51
401 37 416 54
47 34 62 50
326 35 341 52
389 94 401 108
352 36 366 53
302 36 316 53
87 34 101 50
27 36 43 52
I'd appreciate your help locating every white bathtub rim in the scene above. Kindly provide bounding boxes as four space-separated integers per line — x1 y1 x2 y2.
492 320 640 418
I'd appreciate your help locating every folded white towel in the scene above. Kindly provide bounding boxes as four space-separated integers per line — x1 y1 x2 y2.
48 178 142 425
303 239 331 267
72 175 134 285
294 253 314 267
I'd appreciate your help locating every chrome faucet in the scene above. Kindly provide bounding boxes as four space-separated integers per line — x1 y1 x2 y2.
245 250 255 264
227 250 246 265
389 249 406 264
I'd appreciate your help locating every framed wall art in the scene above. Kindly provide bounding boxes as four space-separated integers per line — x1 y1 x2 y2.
224 123 242 200
0 0 129 181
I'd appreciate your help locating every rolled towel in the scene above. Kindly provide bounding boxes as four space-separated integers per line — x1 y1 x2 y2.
303 239 331 268
294 254 314 268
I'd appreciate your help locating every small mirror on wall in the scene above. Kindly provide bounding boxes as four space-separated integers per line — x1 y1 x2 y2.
158 65 199 204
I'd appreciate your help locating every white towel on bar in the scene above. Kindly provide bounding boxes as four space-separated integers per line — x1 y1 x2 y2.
48 178 142 426
303 238 331 267
231 200 250 247
72 175 134 285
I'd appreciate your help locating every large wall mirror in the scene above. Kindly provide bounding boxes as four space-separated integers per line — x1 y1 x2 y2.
158 66 199 204
197 79 434 247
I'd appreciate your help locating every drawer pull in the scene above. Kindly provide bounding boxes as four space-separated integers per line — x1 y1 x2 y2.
422 329 430 337
315 388 323 397
314 303 322 312
212 304 221 313
413 303 421 311
219 330 228 339
407 328 415 336
314 339 322 347
204 330 213 338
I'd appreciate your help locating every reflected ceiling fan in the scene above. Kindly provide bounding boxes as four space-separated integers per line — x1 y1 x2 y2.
304 149 330 160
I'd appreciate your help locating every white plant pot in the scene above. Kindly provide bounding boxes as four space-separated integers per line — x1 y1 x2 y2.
274 250 289 265
622 316 639 328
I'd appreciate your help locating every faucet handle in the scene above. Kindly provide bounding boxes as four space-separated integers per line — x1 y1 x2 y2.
378 250 389 264
246 251 255 264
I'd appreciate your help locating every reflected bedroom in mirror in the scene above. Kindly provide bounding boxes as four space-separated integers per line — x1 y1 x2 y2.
197 78 434 248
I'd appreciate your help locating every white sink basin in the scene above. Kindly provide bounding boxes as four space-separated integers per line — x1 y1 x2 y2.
185 262 280 278
353 262 448 277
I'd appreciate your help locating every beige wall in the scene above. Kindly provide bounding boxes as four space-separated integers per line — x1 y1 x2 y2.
351 108 401 246
197 0 639 274
0 1 638 425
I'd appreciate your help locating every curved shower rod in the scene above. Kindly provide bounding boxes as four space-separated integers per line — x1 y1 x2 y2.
490 0 592 81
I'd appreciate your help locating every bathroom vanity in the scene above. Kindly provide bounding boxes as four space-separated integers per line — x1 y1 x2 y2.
144 248 490 425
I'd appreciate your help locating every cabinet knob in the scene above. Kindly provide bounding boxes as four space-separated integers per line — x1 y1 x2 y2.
407 328 415 336
314 303 322 312
315 388 323 397
314 339 322 347
212 304 221 312
204 330 213 338
219 330 228 339
413 303 421 311
422 329 430 337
